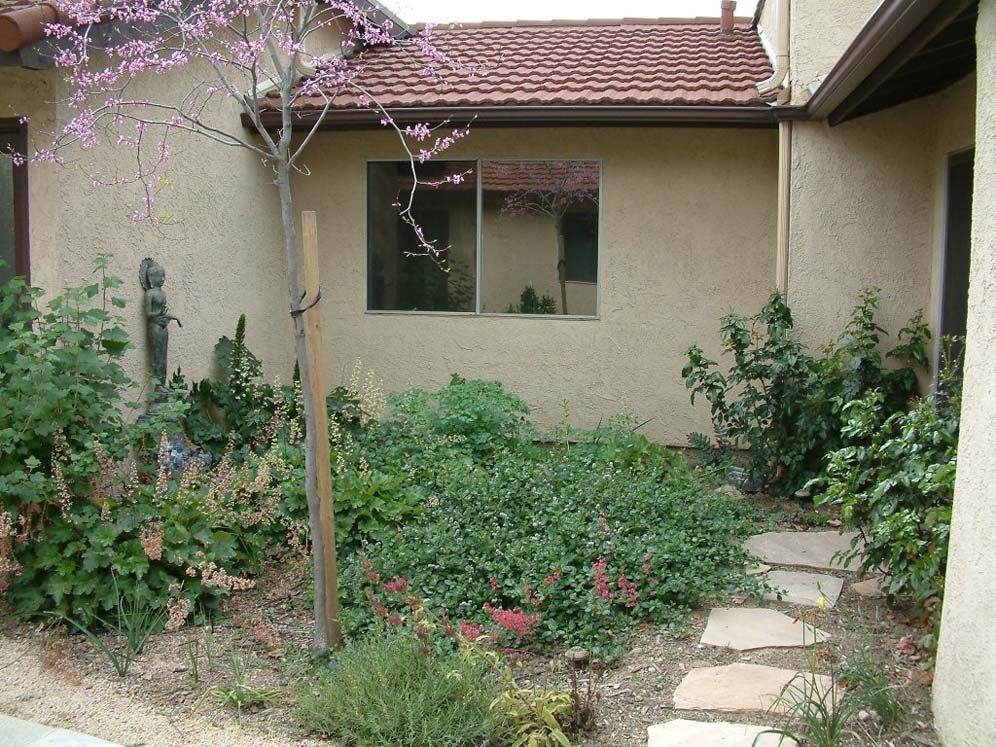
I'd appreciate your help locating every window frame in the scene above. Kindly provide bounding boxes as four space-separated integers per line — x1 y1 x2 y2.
0 118 29 284
364 157 602 320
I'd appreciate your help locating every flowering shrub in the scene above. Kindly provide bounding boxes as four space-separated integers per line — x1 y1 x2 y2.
0 258 133 524
5 432 299 623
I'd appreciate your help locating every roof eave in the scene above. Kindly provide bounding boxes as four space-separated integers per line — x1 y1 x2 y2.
246 104 783 131
805 0 948 121
357 0 412 38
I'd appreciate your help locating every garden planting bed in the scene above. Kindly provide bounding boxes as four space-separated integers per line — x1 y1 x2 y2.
0 505 939 747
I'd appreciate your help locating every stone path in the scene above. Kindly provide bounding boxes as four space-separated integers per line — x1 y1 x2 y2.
763 570 844 608
648 719 798 746
672 662 835 715
700 608 828 650
0 715 121 747
647 530 859 746
742 530 859 570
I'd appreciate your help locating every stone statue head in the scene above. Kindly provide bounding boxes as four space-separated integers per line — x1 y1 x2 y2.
139 257 165 290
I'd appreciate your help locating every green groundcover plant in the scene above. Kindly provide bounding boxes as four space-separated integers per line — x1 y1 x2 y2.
338 394 761 654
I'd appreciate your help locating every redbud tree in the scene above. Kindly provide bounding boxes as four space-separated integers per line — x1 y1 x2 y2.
34 0 475 651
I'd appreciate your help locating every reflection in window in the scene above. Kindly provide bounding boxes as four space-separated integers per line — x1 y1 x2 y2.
367 160 477 312
365 159 600 316
482 160 599 315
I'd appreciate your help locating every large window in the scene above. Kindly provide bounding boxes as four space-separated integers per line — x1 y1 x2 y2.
0 121 28 287
367 159 600 316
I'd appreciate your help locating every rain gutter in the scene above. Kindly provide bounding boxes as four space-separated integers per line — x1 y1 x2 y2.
247 104 781 131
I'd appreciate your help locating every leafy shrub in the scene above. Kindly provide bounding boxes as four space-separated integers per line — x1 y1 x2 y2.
0 256 134 515
295 627 503 747
506 285 557 314
265 438 422 555
342 414 759 654
683 289 929 495
811 346 960 620
179 314 298 456
380 373 530 455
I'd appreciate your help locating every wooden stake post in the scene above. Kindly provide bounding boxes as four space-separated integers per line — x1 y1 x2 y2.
300 210 343 648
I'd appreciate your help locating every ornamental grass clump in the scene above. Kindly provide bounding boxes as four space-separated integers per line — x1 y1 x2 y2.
295 627 503 747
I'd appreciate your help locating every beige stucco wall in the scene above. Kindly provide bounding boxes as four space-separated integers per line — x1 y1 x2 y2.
788 0 881 104
787 76 975 366
933 1 996 744
0 63 292 392
292 127 779 443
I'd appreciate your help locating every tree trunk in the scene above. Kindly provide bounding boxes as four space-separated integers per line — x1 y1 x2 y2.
556 218 569 315
275 163 342 652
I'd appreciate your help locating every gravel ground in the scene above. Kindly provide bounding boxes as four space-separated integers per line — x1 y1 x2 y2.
0 632 323 747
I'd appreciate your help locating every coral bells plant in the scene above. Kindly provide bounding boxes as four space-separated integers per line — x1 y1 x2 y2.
27 0 482 651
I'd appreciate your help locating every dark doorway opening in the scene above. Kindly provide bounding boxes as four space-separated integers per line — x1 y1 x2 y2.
938 148 974 374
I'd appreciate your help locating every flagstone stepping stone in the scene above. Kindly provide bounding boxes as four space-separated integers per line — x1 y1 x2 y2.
763 570 844 608
743 530 860 570
672 662 837 715
701 608 828 650
851 575 888 599
648 719 798 746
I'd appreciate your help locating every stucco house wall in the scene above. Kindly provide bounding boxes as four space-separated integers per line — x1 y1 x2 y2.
756 0 881 104
933 2 996 744
787 0 880 103
0 63 293 391
787 75 976 366
292 126 779 444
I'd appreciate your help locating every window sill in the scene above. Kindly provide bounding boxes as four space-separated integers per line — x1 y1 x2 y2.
364 309 600 321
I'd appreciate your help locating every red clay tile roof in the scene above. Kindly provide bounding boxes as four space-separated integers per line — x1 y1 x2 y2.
0 0 66 53
399 160 600 193
280 18 775 112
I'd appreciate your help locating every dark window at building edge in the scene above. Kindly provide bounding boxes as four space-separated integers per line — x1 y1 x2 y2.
0 118 30 283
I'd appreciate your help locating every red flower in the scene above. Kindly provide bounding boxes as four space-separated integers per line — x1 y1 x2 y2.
592 556 613 600
483 603 540 642
383 575 409 594
460 620 485 641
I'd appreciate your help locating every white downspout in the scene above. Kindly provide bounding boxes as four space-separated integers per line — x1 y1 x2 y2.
755 0 792 294
776 120 792 294
757 0 790 102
